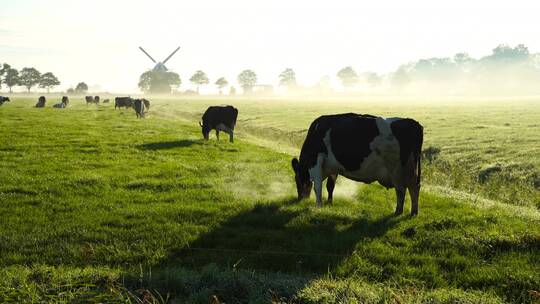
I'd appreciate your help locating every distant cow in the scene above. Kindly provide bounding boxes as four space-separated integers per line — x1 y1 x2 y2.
0 96 10 106
291 113 423 215
200 105 238 142
94 96 100 104
85 96 94 104
133 99 145 118
103 99 110 103
142 98 150 111
115 97 133 109
35 96 46 108
53 96 69 108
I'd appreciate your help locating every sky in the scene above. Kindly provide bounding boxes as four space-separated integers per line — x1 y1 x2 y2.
1 0 540 93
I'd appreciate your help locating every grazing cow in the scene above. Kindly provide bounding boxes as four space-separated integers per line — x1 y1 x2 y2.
35 96 46 108
62 96 69 106
291 113 423 215
199 105 238 142
103 99 110 103
94 96 100 104
0 96 10 106
133 99 145 118
85 96 94 104
142 98 150 111
115 97 133 109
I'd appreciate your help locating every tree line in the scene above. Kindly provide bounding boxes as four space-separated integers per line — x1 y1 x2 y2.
0 64 61 93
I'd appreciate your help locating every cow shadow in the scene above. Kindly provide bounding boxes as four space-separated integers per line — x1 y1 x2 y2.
138 139 201 150
160 197 403 274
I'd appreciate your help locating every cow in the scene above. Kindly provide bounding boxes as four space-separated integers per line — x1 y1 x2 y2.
103 99 110 103
115 97 133 109
133 99 145 118
53 96 69 108
94 96 100 104
142 98 150 111
0 96 10 106
35 96 46 108
199 105 238 143
291 113 423 216
85 96 94 104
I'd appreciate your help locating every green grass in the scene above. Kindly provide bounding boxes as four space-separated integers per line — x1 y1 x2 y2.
0 96 539 303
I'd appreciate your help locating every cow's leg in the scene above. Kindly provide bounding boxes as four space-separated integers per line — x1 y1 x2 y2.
326 174 337 204
310 154 325 207
229 130 234 143
216 130 220 140
394 186 406 216
408 183 420 216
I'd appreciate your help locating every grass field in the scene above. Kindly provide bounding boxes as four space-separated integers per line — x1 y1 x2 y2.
0 96 539 303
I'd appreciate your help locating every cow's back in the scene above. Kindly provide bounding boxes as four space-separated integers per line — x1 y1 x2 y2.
203 106 238 128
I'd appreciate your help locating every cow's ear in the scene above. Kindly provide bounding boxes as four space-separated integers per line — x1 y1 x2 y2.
291 158 300 173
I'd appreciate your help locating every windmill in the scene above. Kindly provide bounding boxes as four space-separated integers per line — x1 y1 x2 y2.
139 46 180 72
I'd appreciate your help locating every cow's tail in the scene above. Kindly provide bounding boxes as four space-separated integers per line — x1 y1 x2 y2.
415 124 424 186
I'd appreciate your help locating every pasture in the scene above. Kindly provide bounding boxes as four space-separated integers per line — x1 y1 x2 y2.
0 96 538 303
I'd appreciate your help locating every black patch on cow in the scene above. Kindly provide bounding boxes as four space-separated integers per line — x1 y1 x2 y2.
330 115 379 171
390 118 423 167
298 113 359 170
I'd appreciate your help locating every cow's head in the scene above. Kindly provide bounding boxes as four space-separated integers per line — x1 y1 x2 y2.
5 97 10 102
291 158 312 200
199 121 210 140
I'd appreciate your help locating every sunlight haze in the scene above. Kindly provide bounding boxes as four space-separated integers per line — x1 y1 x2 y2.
1 0 540 92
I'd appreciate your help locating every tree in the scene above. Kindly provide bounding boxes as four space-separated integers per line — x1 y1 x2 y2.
138 70 181 93
66 88 75 94
364 72 382 87
337 66 358 89
0 63 11 90
3 68 19 93
237 69 257 94
215 77 228 94
75 82 88 94
39 72 60 93
279 68 297 89
189 70 209 93
19 67 41 93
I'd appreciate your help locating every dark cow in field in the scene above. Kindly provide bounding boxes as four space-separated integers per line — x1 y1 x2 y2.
53 96 69 108
200 105 238 142
94 96 100 104
85 96 94 104
103 99 110 103
115 97 133 109
291 113 423 215
133 99 145 118
35 96 46 108
0 96 10 106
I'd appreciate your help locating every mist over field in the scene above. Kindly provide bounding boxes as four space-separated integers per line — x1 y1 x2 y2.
1 1 540 303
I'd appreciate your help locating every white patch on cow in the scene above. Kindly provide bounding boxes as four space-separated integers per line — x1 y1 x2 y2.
316 117 402 188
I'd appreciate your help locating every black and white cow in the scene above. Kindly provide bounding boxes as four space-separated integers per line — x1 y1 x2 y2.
0 96 10 106
53 96 69 108
199 105 238 142
35 96 46 108
291 113 423 216
133 99 145 118
94 96 100 104
115 97 133 109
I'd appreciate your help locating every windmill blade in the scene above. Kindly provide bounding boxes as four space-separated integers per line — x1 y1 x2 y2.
139 47 157 63
162 46 180 64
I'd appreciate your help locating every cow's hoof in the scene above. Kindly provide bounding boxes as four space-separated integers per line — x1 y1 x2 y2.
394 210 403 216
410 211 418 217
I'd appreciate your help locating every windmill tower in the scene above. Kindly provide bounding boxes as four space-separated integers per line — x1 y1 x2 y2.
139 46 180 72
